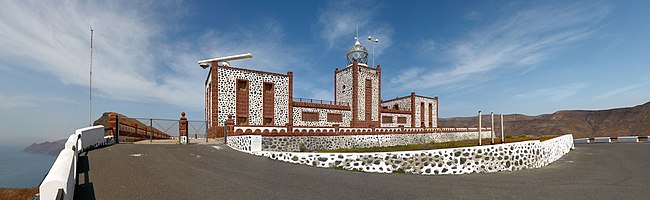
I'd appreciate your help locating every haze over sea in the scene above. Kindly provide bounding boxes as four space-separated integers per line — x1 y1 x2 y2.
0 144 56 188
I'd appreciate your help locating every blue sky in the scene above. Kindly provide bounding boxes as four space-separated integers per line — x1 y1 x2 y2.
1 0 649 144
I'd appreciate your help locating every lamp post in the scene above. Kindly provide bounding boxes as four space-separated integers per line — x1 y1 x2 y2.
367 36 379 67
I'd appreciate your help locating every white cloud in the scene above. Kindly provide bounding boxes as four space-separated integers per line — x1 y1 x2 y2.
513 82 589 101
0 1 302 110
391 2 610 92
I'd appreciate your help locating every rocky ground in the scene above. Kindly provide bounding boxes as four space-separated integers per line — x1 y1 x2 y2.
0 187 38 200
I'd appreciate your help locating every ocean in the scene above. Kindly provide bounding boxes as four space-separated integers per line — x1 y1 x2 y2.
0 144 57 188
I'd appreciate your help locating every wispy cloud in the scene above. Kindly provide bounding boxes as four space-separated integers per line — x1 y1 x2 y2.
594 83 649 99
513 82 589 101
315 0 392 55
0 1 302 110
390 2 610 92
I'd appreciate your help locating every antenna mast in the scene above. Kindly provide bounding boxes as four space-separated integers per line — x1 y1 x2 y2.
89 27 93 126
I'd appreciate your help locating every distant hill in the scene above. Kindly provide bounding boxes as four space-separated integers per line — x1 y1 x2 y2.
24 112 158 156
439 101 650 138
23 139 66 156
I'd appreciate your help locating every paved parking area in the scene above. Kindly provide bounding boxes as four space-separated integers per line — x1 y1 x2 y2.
75 143 650 200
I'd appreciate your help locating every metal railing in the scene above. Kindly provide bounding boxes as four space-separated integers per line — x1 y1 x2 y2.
293 97 349 106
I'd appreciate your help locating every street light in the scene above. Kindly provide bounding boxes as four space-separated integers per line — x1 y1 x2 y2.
367 36 379 67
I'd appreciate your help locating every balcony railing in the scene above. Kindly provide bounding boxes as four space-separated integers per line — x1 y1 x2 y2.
293 97 349 106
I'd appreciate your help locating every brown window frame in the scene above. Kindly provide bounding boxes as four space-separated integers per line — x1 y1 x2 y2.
302 111 319 122
397 117 407 124
327 113 343 122
382 116 393 123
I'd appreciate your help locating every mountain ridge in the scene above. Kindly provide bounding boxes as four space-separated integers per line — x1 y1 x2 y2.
439 101 650 138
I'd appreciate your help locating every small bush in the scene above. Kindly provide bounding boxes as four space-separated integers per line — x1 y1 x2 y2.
392 168 406 174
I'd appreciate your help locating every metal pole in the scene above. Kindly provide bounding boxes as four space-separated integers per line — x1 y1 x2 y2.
491 112 495 145
223 121 228 145
501 114 505 143
150 119 153 143
478 111 482 146
89 28 93 126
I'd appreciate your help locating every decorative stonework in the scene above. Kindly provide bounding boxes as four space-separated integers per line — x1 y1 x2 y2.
261 131 490 152
247 134 574 175
292 106 352 127
217 67 289 126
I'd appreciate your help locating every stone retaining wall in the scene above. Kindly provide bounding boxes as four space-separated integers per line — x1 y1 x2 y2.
262 131 491 152
245 134 574 175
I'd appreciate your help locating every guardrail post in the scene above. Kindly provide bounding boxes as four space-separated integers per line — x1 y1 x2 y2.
179 112 188 144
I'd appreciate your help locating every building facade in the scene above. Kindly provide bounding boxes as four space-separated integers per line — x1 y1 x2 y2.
205 37 438 136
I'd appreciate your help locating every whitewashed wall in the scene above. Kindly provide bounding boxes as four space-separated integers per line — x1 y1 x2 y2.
254 134 574 175
261 131 491 152
217 67 290 126
40 126 112 200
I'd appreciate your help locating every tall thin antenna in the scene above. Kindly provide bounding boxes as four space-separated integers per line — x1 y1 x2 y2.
89 27 93 126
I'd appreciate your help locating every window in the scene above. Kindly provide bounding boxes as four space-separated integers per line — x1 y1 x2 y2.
263 118 273 126
302 112 319 122
237 117 247 125
393 104 399 109
237 80 247 91
264 83 273 93
397 117 407 123
382 116 393 123
327 113 343 122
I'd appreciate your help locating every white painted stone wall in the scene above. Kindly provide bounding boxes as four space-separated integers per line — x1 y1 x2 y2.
292 106 352 127
227 135 262 153
335 67 353 106
262 131 491 152
217 67 290 126
254 134 574 175
414 96 437 128
381 97 411 112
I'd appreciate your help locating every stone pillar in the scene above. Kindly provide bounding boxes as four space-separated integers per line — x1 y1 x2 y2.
210 61 219 138
287 71 293 127
179 112 188 144
410 92 416 127
351 61 359 126
226 114 235 135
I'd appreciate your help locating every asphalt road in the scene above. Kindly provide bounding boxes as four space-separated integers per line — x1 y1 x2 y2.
75 143 650 200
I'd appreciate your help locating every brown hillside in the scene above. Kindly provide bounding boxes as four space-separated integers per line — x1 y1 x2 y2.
439 101 650 138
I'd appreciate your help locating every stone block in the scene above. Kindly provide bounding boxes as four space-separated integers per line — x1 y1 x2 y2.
617 136 638 143
573 138 589 144
593 137 611 143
